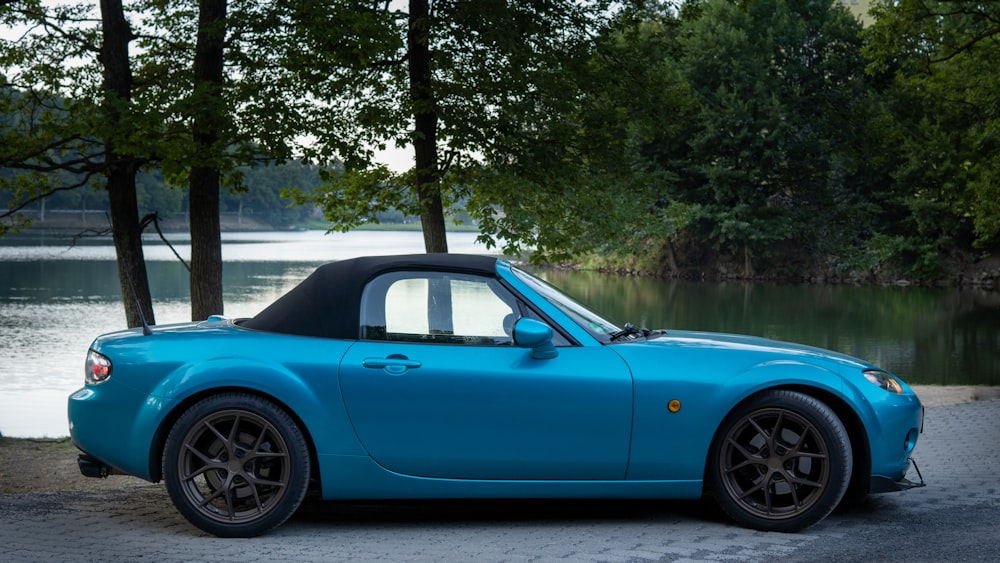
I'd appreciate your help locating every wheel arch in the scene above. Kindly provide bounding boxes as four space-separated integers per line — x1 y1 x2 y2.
147 386 322 494
702 383 871 498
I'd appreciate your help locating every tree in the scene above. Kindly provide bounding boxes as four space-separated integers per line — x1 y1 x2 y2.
2 0 156 328
283 0 621 256
100 0 157 328
865 0 1000 253
407 0 446 252
464 3 700 263
4 0 313 323
670 0 874 275
133 0 320 319
187 0 227 319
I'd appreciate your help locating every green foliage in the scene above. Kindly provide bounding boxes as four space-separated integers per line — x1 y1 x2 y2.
226 161 323 226
283 0 632 256
2 0 323 235
457 4 696 262
671 0 874 269
4 0 998 282
130 0 310 185
3 155 323 228
1 2 107 234
866 0 1000 251
285 165 408 232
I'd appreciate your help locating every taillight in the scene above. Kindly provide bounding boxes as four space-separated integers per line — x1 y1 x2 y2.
85 349 112 384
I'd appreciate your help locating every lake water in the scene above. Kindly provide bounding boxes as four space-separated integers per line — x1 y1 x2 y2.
1 230 998 437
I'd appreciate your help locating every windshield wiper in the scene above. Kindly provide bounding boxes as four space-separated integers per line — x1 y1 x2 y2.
609 323 663 342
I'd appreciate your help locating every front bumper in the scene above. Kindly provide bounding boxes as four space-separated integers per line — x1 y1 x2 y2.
870 457 926 493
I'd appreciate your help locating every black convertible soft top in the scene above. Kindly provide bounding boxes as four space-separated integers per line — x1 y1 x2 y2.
241 253 500 339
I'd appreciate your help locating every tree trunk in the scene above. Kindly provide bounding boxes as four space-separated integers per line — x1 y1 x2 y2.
99 0 155 329
409 0 448 253
188 0 227 320
189 166 223 319
657 239 679 278
743 243 754 278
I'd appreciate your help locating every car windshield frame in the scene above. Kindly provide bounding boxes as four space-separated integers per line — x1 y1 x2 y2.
510 266 621 343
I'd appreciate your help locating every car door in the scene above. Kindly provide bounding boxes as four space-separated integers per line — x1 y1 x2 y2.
339 269 633 481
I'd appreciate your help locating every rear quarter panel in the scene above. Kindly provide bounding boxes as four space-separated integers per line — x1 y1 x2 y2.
71 324 365 480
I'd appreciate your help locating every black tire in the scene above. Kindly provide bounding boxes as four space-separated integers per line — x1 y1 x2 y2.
162 393 310 537
708 390 852 532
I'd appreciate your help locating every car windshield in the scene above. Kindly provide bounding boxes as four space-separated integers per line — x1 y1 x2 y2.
511 266 621 343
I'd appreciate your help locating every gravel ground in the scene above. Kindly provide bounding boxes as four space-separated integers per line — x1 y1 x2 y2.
910 385 1000 407
1 390 997 561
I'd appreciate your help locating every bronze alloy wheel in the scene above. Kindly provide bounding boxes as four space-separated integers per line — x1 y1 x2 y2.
710 390 852 532
164 394 310 537
719 407 830 518
176 408 291 522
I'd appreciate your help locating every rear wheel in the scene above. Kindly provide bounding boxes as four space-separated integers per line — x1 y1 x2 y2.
708 390 852 532
163 393 310 537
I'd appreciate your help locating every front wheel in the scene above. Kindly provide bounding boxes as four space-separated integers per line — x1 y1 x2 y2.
708 390 852 532
163 393 311 537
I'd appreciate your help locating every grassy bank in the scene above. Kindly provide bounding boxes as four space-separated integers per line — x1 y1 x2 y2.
0 436 149 493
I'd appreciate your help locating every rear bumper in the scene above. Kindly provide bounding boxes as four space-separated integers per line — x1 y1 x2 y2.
77 454 111 478
68 384 158 480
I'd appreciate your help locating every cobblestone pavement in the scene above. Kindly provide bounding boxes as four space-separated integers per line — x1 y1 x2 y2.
2 400 998 562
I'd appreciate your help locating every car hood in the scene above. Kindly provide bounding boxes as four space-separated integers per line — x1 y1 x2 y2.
621 329 874 372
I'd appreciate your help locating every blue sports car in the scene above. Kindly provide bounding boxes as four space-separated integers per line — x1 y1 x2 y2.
68 254 924 537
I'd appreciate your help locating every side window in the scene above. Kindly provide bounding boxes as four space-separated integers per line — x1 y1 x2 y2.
361 271 519 345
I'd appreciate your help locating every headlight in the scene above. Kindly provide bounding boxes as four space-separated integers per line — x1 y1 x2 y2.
85 349 112 384
863 369 903 394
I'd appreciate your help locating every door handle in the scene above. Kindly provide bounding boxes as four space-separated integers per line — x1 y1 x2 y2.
362 356 422 375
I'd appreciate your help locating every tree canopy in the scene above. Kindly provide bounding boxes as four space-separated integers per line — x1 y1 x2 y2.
866 0 1000 252
3 0 999 286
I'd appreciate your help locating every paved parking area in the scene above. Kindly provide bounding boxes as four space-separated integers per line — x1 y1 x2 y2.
2 399 998 562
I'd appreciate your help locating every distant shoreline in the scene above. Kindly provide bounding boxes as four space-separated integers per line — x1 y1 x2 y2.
2 213 479 235
6 215 998 289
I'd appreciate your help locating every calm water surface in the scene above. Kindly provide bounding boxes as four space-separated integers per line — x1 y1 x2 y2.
1 230 997 437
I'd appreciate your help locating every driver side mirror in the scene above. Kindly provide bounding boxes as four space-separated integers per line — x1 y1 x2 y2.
512 318 558 360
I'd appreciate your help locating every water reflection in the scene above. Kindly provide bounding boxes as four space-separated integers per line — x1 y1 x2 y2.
1 231 997 437
538 269 1000 387
0 230 493 437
